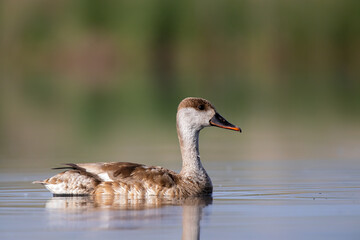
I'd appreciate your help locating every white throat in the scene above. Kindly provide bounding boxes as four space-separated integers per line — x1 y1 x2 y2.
176 108 208 178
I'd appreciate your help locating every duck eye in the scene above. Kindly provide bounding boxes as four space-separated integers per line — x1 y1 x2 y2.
197 104 205 110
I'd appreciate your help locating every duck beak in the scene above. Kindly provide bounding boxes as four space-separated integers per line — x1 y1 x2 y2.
210 112 242 132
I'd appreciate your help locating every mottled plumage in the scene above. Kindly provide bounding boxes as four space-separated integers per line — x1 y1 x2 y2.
34 97 241 197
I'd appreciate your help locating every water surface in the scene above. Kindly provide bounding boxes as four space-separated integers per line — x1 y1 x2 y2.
1 159 360 240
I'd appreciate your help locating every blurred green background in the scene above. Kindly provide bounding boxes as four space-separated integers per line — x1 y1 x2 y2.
0 0 359 167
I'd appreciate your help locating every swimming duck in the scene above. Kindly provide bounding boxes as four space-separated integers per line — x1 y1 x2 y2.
34 97 241 197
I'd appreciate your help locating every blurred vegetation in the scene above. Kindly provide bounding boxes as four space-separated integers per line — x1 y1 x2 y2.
0 0 359 162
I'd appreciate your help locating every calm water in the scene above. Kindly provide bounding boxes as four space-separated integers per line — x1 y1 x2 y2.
1 159 360 240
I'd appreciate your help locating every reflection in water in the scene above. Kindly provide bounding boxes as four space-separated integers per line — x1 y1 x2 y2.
45 195 212 240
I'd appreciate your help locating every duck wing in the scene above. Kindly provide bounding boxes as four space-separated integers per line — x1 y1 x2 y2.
61 162 179 187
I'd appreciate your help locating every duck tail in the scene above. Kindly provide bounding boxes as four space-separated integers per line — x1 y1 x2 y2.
32 180 46 185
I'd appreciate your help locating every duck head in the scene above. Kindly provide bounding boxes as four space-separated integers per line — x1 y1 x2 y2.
177 97 241 133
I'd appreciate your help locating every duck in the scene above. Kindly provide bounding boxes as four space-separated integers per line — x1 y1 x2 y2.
33 97 241 197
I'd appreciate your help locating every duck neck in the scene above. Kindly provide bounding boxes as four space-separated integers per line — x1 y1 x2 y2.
177 122 208 179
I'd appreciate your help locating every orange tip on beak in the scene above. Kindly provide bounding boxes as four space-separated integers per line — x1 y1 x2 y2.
209 113 242 132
